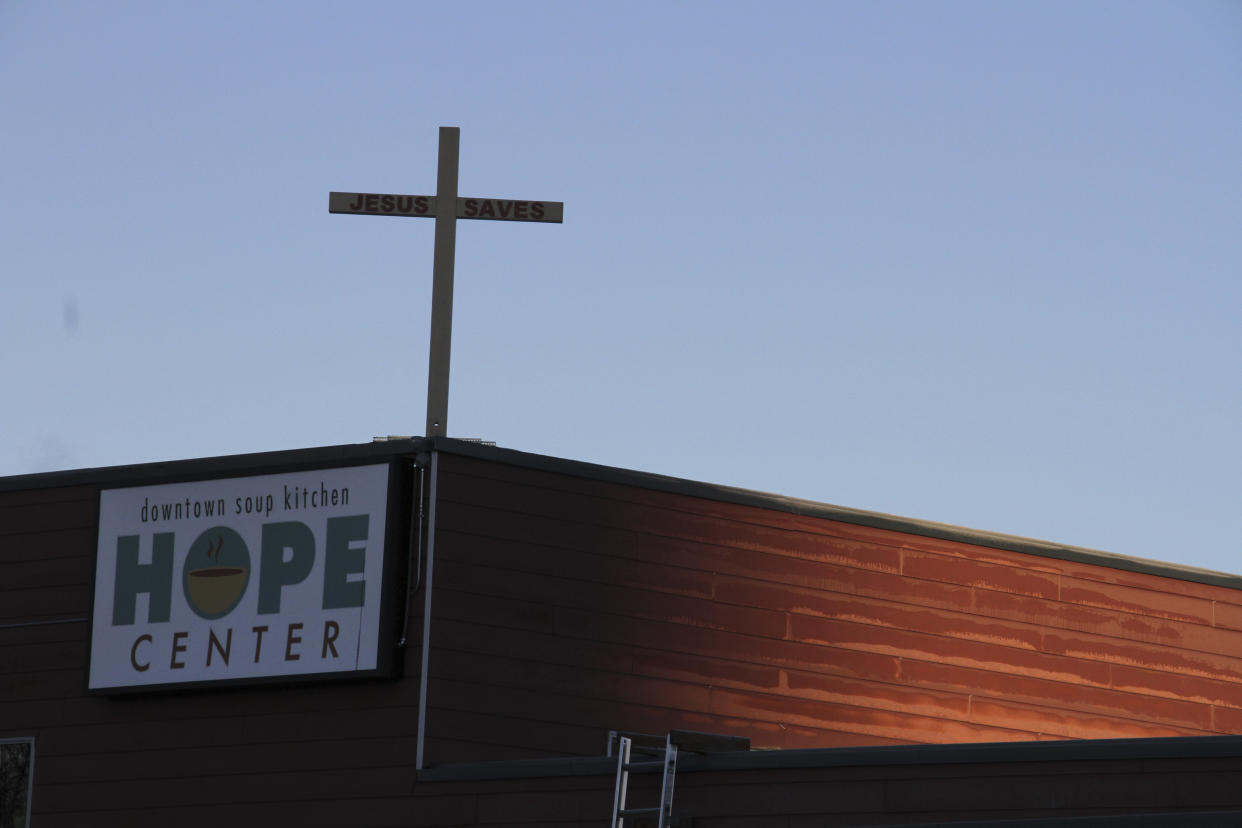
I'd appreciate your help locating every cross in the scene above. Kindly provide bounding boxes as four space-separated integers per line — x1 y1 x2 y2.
329 126 563 438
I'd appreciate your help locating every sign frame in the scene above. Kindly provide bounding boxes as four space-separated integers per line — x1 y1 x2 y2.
85 458 414 695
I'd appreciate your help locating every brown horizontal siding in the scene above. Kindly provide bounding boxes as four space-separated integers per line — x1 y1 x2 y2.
0 553 95 591
0 485 96 508
435 465 905 573
1110 662 1242 707
35 764 417 816
0 491 98 629
0 628 86 672
428 707 609 761
438 553 788 639
899 658 1214 730
425 453 1242 763
0 583 93 622
0 494 96 536
0 527 96 562
1057 574 1215 623
435 586 905 687
33 798 420 828
35 704 420 762
1214 600 1242 631
37 734 418 783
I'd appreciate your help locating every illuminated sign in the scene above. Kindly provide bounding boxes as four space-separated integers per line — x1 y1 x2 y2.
89 464 400 691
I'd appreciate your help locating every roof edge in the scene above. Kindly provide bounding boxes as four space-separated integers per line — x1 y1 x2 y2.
416 734 1242 783
0 438 430 492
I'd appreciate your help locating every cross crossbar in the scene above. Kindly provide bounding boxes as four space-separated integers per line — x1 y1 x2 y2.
329 192 563 223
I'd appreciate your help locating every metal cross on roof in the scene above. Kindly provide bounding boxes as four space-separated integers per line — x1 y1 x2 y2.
329 126 563 438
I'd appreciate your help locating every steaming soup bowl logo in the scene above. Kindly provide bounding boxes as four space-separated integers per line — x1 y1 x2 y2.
182 527 251 619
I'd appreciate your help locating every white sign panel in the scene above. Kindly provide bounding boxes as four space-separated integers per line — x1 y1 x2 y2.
89 464 391 691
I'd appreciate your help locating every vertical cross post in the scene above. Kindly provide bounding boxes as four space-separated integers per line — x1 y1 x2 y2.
426 127 460 438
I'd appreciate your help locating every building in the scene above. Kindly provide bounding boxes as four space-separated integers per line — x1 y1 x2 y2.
5 437 1242 826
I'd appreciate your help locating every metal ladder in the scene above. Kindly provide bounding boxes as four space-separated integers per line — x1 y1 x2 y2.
607 730 750 827
609 732 678 828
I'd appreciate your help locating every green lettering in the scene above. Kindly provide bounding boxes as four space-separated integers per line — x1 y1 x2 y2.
322 515 368 609
257 521 315 614
112 533 174 625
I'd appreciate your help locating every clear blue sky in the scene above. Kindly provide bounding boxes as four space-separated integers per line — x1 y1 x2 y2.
3 2 1240 573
